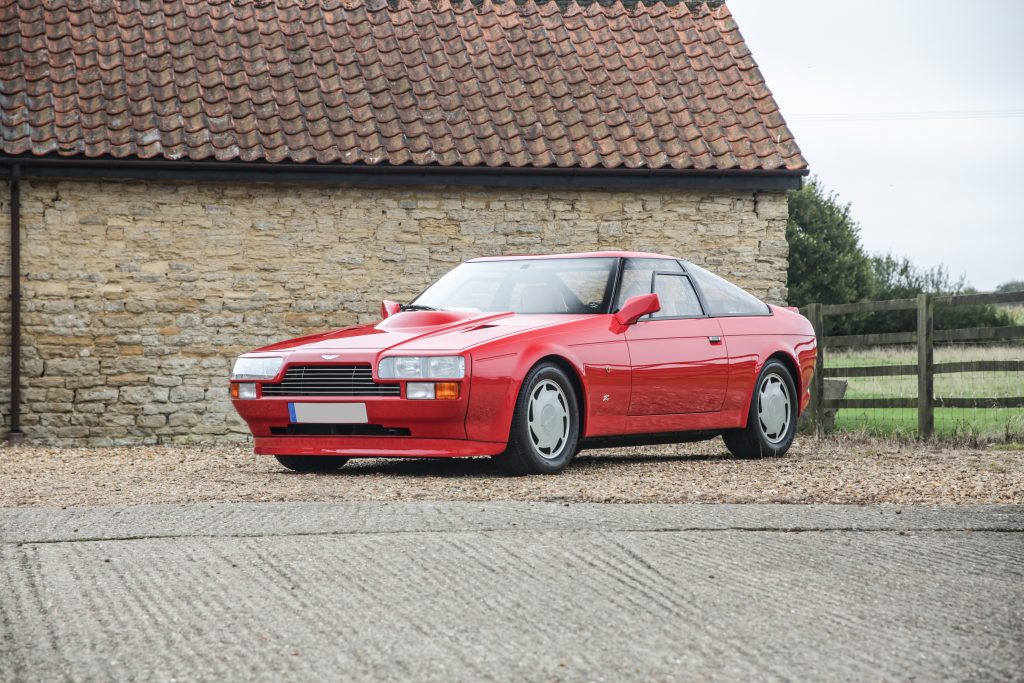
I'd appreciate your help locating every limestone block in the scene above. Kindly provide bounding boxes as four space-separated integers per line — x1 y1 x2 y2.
169 386 205 403
77 386 119 403
137 414 167 428
120 386 170 404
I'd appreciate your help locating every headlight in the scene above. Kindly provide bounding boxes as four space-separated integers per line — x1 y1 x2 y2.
378 356 465 379
231 356 284 380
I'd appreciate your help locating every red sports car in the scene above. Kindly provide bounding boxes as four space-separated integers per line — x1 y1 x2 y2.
230 252 816 475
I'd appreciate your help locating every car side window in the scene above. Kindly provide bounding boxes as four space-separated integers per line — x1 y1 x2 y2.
650 273 704 319
686 262 771 316
614 258 683 311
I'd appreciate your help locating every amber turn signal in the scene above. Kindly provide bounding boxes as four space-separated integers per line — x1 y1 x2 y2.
231 383 258 400
434 382 460 400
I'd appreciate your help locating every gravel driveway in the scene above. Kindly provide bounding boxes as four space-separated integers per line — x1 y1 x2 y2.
2 437 1021 508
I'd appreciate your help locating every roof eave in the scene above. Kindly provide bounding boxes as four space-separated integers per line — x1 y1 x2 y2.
0 155 808 191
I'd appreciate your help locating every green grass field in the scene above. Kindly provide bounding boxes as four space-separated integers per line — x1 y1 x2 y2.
825 344 1024 440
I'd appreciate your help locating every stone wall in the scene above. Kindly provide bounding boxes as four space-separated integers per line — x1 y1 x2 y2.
0 178 789 445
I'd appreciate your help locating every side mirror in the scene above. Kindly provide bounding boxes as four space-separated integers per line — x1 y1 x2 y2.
381 300 401 319
613 293 660 327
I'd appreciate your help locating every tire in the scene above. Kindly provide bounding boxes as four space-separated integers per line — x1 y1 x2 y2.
497 363 581 476
274 455 349 472
723 359 797 459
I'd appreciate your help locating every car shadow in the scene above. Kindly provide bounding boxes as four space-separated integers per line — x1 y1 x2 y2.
575 452 733 465
279 450 734 477
343 457 503 477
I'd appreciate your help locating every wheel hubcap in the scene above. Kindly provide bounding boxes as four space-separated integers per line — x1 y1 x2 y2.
758 373 791 444
527 380 570 459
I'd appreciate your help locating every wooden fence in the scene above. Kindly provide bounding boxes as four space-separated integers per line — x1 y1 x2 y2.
802 290 1024 438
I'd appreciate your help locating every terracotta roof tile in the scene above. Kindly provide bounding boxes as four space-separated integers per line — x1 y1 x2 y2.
0 0 804 171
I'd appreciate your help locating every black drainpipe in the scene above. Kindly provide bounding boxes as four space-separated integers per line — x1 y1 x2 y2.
7 165 23 444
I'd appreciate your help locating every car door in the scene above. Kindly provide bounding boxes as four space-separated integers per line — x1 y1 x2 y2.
621 262 729 415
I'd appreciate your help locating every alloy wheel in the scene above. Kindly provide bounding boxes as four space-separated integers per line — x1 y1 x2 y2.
527 379 570 459
757 373 791 444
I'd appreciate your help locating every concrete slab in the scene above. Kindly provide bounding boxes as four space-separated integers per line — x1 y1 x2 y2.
1 502 1022 682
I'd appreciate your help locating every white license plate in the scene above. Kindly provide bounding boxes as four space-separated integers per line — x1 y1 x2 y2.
289 403 368 424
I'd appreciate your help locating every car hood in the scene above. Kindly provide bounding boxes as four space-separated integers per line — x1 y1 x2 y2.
250 310 584 355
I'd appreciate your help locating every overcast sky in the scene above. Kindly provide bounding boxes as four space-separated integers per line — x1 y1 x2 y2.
729 0 1024 291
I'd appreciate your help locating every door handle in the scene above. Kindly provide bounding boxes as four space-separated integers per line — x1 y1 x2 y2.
708 336 722 344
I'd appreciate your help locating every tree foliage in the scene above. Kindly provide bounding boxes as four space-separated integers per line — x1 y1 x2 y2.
870 254 966 300
785 178 874 309
861 255 1012 334
786 178 1011 334
996 280 1024 294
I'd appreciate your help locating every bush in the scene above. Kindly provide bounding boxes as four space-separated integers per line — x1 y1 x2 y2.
838 255 1013 335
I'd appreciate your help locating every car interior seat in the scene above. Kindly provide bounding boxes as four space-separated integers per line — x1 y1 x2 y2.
519 285 562 313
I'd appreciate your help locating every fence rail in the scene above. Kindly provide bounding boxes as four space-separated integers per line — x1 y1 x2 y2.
821 360 1024 379
803 290 1024 438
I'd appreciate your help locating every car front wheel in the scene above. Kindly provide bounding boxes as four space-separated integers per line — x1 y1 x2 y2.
275 455 349 472
723 359 797 459
497 363 580 475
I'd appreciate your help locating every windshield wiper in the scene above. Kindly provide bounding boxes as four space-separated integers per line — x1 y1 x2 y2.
399 303 440 312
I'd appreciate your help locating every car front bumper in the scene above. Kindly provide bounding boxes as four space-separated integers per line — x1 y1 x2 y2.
232 390 506 458
253 435 506 458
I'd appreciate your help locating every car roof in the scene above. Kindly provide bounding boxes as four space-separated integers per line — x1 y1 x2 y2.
468 251 678 262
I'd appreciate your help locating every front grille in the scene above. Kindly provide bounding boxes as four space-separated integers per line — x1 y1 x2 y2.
261 364 400 397
270 424 410 436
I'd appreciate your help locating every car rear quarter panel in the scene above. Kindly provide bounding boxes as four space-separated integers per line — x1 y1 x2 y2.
717 307 817 424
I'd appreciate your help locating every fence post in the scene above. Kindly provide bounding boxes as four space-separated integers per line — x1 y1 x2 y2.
808 303 825 437
917 293 934 439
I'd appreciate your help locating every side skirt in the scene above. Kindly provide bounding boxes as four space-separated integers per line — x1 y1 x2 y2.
578 430 721 451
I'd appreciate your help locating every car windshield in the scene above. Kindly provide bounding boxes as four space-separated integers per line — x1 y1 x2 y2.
411 258 617 314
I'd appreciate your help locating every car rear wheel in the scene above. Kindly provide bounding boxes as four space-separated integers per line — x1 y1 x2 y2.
723 359 797 459
274 455 349 472
497 363 580 476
